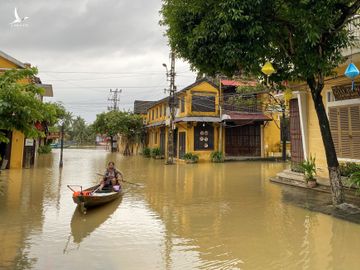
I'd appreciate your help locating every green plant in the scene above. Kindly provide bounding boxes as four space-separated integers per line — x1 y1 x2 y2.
38 144 52 154
183 153 199 162
210 151 224 163
291 163 305 174
143 147 151 158
300 156 316 182
348 172 360 194
339 162 360 177
151 147 161 158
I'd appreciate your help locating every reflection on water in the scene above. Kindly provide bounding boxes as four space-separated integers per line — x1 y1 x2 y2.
70 198 123 244
0 149 360 269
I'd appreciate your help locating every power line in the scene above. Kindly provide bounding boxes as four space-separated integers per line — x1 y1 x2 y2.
40 69 192 75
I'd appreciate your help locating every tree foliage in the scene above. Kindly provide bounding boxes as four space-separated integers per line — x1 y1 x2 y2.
0 68 62 143
93 111 145 155
68 116 96 145
161 0 358 80
161 0 360 205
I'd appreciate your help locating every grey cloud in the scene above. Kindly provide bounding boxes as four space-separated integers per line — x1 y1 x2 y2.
0 0 196 122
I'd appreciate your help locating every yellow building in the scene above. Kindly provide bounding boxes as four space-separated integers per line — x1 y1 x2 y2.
0 50 53 169
288 52 360 179
136 78 282 161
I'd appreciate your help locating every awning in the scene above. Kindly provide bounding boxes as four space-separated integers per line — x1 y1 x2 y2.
146 120 166 128
174 116 221 123
221 112 272 122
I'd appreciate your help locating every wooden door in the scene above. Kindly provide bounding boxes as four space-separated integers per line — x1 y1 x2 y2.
290 99 304 166
225 124 261 156
179 132 186 159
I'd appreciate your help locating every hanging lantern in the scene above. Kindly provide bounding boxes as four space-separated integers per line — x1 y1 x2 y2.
344 63 360 90
261 61 275 86
261 61 275 76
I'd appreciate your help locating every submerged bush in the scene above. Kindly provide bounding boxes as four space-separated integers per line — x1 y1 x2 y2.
38 144 52 154
143 147 151 158
151 147 161 158
210 151 224 163
183 153 199 163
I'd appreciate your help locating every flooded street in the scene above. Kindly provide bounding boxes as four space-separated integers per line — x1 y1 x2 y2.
1 149 360 270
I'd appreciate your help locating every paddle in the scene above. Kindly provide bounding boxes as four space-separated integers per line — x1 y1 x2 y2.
91 185 102 194
96 173 141 186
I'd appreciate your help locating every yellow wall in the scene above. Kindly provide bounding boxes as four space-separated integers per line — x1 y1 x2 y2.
0 57 18 69
10 130 24 169
175 122 220 161
264 116 282 156
147 103 167 124
0 55 27 169
145 81 221 161
147 127 161 149
295 56 360 179
179 81 219 117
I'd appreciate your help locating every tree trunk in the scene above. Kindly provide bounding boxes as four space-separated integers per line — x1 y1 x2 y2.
110 136 116 152
307 78 344 205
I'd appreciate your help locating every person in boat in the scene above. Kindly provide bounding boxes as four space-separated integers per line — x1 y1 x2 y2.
99 161 123 191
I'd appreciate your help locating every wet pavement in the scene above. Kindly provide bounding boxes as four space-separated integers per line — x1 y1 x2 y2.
1 148 360 270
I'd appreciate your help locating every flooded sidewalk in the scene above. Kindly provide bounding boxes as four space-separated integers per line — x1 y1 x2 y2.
1 148 360 270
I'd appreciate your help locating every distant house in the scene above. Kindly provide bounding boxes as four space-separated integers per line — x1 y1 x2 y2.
134 78 282 161
0 50 53 169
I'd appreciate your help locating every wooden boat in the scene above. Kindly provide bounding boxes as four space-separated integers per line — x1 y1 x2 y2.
51 143 71 149
68 184 122 212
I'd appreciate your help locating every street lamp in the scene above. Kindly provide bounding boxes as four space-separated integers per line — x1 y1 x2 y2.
59 119 65 168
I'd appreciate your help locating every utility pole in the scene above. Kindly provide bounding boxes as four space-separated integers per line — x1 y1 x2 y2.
218 77 223 152
59 122 64 168
107 88 122 152
108 88 122 111
163 52 176 165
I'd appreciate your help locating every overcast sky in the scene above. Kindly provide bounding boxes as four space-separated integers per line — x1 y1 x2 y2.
0 0 196 122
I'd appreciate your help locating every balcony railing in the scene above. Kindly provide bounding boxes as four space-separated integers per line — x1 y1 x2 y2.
343 15 360 56
222 94 263 113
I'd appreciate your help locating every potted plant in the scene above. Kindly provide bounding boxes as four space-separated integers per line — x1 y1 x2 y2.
151 147 162 159
183 153 199 164
300 155 317 188
143 147 151 158
210 151 224 163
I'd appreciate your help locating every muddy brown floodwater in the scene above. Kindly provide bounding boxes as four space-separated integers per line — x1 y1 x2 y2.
1 148 360 270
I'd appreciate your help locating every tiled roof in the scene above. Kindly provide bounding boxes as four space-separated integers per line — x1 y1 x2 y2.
221 80 257 87
134 100 156 114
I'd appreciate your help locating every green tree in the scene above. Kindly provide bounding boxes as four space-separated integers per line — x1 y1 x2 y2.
0 68 60 143
93 111 144 154
69 116 96 145
161 0 360 205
